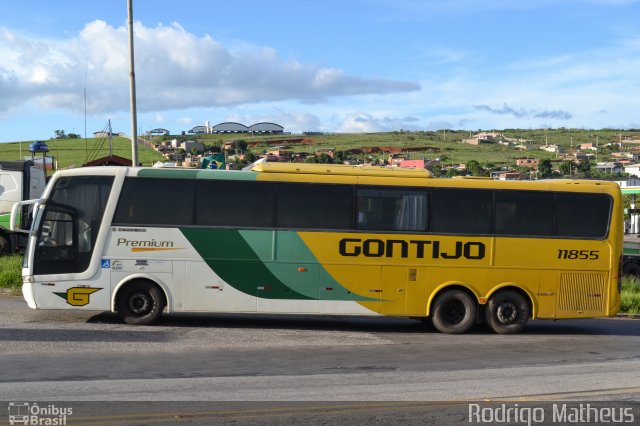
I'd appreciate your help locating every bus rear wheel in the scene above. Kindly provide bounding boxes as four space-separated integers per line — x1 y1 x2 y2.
0 234 11 255
431 289 477 334
623 262 640 279
485 290 530 334
116 281 165 325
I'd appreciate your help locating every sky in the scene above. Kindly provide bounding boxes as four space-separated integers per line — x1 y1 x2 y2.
0 0 639 142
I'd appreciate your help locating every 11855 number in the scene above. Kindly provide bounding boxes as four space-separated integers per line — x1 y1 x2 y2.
557 249 599 260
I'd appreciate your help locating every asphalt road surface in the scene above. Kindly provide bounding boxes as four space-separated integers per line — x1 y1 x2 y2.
1 294 639 425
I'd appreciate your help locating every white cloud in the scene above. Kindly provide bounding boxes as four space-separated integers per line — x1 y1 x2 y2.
336 112 422 133
0 21 419 117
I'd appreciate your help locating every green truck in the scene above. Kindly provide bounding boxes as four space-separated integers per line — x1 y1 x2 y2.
0 160 47 254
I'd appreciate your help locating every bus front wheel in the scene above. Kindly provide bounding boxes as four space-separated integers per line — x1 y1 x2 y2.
431 289 477 334
116 281 165 325
485 290 530 334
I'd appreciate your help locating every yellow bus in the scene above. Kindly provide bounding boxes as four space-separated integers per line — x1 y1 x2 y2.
12 162 623 334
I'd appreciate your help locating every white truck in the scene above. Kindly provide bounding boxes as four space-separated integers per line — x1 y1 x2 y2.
623 238 640 277
0 160 47 254
622 186 640 278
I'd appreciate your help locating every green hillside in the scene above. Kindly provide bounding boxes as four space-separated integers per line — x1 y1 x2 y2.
174 128 640 166
0 137 164 170
1 128 639 173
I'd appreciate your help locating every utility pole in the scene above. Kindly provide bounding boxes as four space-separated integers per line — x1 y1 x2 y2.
128 0 139 167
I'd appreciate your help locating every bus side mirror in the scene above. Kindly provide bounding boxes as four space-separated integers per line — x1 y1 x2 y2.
10 199 44 234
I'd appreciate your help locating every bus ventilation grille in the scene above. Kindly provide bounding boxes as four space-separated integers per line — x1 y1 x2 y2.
558 273 606 313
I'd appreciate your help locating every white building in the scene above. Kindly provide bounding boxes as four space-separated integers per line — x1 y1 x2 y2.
624 164 640 177
181 140 205 153
595 162 622 174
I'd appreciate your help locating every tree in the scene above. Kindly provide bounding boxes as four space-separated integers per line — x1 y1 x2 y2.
466 160 485 177
577 160 591 177
538 159 553 178
317 153 334 164
445 168 460 178
54 130 66 139
234 140 248 153
559 161 574 176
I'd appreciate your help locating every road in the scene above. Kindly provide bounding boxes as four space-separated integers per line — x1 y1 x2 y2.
0 294 639 425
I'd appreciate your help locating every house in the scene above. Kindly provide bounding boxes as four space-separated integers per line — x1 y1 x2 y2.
315 147 335 158
596 162 622 174
580 142 598 151
388 153 408 166
540 144 560 153
398 159 425 169
575 152 595 161
181 141 205 154
464 137 494 145
463 132 502 145
83 155 134 167
624 163 640 177
266 147 294 160
516 158 539 169
611 151 640 160
497 171 527 181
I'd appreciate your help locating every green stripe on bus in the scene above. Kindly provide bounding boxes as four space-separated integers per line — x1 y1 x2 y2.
138 169 257 181
0 212 20 230
0 212 9 230
180 228 313 300
180 228 376 301
239 230 375 301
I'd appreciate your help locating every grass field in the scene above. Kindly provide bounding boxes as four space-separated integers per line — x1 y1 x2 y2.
621 277 640 314
0 255 21 292
2 128 639 172
0 137 164 171
181 128 640 166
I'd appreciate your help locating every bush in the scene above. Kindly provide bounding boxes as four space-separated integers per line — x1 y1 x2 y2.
621 277 640 314
0 255 22 289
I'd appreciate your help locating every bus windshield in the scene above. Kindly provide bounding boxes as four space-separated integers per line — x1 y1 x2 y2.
33 176 113 275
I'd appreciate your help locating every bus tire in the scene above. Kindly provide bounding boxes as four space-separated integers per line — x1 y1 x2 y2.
485 290 530 334
0 234 11 255
623 262 640 279
116 281 165 325
431 289 477 334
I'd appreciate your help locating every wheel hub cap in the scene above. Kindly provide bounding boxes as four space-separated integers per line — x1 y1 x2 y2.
496 302 517 324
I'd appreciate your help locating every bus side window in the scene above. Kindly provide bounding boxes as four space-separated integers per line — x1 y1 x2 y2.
495 191 553 236
356 188 427 232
